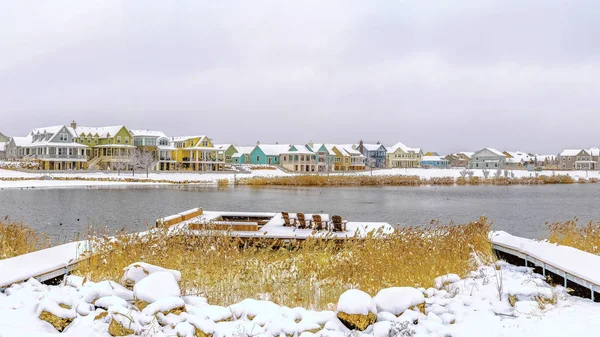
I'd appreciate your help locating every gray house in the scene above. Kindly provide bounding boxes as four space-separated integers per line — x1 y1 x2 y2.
469 148 507 169
0 132 8 160
355 140 387 168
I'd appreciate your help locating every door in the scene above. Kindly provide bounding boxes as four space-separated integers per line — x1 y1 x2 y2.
268 157 272 165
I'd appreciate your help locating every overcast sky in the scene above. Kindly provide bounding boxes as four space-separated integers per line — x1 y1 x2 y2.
1 1 598 154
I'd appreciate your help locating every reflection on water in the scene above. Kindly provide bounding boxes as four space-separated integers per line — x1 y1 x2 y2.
1 184 600 240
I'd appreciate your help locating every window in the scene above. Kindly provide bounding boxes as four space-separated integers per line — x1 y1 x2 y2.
256 156 260 162
117 136 121 144
125 137 129 144
87 138 91 144
59 133 68 141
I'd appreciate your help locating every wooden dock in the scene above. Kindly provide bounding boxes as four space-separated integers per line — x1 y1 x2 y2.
490 231 600 302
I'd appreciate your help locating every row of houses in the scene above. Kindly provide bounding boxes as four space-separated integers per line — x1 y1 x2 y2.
0 123 592 172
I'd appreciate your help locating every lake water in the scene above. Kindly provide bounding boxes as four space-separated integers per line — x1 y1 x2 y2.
1 184 600 241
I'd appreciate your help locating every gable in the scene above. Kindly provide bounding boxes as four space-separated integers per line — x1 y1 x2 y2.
473 148 506 158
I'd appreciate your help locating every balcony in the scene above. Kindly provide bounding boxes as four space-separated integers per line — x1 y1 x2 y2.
35 154 87 160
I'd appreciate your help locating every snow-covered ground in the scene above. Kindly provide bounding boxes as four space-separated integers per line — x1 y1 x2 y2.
0 167 598 189
1 261 600 336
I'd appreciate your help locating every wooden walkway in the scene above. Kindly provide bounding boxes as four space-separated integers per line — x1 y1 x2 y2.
490 231 600 301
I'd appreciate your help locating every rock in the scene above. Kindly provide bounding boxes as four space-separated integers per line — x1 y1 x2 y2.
37 299 76 332
373 287 425 316
121 262 182 289
133 271 181 305
433 274 461 290
108 316 135 336
336 289 377 331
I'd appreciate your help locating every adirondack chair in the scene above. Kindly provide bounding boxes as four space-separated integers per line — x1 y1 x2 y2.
330 215 347 232
296 213 309 229
311 214 327 231
281 212 294 227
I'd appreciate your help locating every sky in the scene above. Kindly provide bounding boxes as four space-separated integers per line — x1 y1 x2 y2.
0 0 599 154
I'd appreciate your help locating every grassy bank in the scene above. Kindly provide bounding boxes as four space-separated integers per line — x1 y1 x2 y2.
548 218 600 255
237 174 580 187
0 221 51 259
74 218 493 309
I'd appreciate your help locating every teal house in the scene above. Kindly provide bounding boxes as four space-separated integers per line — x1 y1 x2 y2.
230 146 254 164
249 144 291 165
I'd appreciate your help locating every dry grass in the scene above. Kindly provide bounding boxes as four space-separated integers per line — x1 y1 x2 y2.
547 218 600 255
75 217 493 309
216 179 230 187
0 221 51 260
237 174 579 187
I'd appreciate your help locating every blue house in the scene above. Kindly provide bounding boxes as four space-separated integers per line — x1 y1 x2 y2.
231 146 254 164
308 143 336 172
356 141 387 168
421 155 448 168
249 144 291 165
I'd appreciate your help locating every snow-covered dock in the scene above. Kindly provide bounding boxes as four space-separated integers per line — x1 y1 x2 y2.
168 210 395 240
0 241 91 290
490 231 600 301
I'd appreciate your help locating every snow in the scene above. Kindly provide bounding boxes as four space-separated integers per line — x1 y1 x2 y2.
337 289 377 315
373 287 424 315
433 274 461 289
93 296 129 310
121 262 182 286
142 296 185 315
490 230 600 286
2 165 600 189
133 271 180 304
2 261 600 336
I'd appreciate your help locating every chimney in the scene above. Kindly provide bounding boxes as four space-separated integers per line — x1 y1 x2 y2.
70 120 77 129
257 141 260 145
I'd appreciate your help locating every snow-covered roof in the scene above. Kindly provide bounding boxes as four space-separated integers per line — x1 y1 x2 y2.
233 146 255 155
309 143 335 155
588 147 600 156
75 126 127 138
172 135 207 143
213 144 232 150
505 151 534 164
282 145 314 155
0 142 6 151
336 144 364 157
459 152 474 159
422 156 447 162
255 144 292 156
474 148 506 157
560 149 586 157
130 129 168 138
361 143 386 151
387 142 421 154
10 136 31 147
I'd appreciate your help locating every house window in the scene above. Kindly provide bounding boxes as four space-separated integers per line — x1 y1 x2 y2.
87 138 91 144
125 137 129 144
117 136 121 144
256 156 260 162
59 133 68 141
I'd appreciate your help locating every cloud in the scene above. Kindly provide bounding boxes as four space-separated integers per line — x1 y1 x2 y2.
0 0 599 153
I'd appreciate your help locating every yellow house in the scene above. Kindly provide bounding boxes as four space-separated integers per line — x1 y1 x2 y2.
386 142 423 168
172 135 225 171
332 145 366 171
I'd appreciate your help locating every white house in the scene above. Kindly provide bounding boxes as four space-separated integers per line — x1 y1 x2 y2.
469 148 507 169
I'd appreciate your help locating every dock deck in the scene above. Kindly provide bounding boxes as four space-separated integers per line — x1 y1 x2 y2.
490 231 600 301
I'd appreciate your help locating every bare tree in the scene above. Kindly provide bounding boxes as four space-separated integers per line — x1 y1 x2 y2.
132 149 155 178
365 157 377 176
113 159 128 176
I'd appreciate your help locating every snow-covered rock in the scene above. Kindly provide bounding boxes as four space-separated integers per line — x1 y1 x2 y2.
433 274 461 290
142 296 186 316
373 287 425 316
133 271 180 307
121 262 182 289
37 298 77 332
336 289 377 331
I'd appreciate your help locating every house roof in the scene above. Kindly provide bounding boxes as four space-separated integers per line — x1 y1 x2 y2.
0 142 6 151
459 152 474 159
560 149 586 156
387 142 421 154
474 148 506 157
10 136 31 147
172 135 207 143
282 144 314 155
75 126 127 138
213 144 233 150
336 144 364 157
588 147 600 156
361 143 386 151
255 144 292 156
308 143 335 155
233 146 255 155
505 151 534 163
130 129 168 138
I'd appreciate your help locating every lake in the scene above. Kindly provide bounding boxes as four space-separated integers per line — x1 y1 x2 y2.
1 184 600 241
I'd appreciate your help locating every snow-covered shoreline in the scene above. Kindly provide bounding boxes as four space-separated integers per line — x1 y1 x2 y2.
0 167 598 190
2 261 600 337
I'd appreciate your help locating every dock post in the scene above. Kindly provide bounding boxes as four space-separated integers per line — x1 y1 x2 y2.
564 272 568 288
542 263 546 278
524 255 528 267
592 286 595 302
